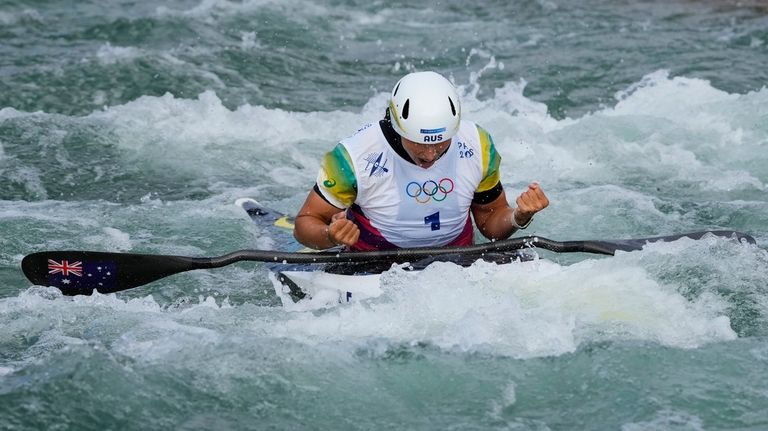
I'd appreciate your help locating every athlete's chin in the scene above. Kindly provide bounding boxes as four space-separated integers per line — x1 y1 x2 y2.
417 160 435 168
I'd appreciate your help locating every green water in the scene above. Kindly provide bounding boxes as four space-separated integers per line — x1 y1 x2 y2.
2 1 768 429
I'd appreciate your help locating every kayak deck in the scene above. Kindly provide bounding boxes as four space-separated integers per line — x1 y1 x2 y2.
237 197 535 304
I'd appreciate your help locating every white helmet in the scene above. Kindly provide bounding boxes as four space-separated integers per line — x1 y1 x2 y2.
388 71 461 144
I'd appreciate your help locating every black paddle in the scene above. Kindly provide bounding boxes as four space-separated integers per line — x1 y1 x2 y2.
22 230 756 295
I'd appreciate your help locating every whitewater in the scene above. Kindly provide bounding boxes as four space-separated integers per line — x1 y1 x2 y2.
1 1 767 429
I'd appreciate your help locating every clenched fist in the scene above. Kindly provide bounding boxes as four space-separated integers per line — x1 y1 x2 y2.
513 183 549 227
327 211 360 247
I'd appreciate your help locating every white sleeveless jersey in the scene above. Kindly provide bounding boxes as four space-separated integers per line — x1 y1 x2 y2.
316 120 501 248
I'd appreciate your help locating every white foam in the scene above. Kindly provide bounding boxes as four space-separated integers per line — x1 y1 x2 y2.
553 184 681 234
0 200 98 226
489 381 517 418
0 107 29 121
95 43 142 65
271 255 736 357
83 227 133 251
613 70 734 110
84 90 365 190
0 289 239 366
156 0 327 20
239 32 260 50
112 318 222 363
476 70 768 192
59 66 766 200
92 90 361 147
622 409 705 431
0 288 162 323
0 9 42 25
0 12 12 25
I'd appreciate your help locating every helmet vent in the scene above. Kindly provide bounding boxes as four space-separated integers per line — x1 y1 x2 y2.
402 99 410 119
448 97 456 116
393 82 401 96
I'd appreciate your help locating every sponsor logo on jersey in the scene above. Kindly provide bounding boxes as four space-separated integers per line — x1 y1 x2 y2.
363 152 389 177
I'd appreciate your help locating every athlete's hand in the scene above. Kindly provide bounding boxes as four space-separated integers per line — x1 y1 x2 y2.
327 211 360 247
514 183 549 226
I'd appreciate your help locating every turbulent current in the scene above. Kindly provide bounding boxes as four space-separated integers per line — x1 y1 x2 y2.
1 1 768 429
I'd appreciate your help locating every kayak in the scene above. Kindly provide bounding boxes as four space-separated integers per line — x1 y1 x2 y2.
235 198 534 305
235 198 758 307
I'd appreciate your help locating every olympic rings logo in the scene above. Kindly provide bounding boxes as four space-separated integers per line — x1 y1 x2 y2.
405 178 455 203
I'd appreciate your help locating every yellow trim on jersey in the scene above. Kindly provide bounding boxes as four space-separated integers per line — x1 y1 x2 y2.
476 125 501 192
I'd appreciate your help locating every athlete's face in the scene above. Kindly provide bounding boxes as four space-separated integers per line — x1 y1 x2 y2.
401 137 452 169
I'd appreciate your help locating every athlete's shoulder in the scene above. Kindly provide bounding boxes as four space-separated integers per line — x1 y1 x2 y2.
457 119 480 135
339 122 380 147
317 143 358 208
455 120 493 142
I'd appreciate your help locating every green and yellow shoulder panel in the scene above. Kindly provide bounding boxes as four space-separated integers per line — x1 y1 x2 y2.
317 143 358 208
476 125 501 193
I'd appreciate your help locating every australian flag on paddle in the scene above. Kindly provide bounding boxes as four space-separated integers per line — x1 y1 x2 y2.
47 259 118 293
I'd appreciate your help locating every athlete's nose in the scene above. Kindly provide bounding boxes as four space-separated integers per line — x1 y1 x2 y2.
421 147 439 161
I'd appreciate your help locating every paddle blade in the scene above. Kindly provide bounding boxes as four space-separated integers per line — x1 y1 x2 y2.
589 230 756 254
21 251 206 295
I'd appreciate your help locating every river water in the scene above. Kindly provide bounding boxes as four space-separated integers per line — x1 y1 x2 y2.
1 1 768 429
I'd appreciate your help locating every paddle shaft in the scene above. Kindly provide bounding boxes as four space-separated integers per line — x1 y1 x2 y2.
22 230 756 295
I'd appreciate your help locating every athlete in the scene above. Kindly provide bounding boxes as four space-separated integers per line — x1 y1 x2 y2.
294 71 549 250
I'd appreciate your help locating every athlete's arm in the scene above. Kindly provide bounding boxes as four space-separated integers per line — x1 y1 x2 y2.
471 183 549 240
294 190 360 249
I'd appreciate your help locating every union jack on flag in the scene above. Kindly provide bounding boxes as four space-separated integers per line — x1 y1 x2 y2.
47 259 83 277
